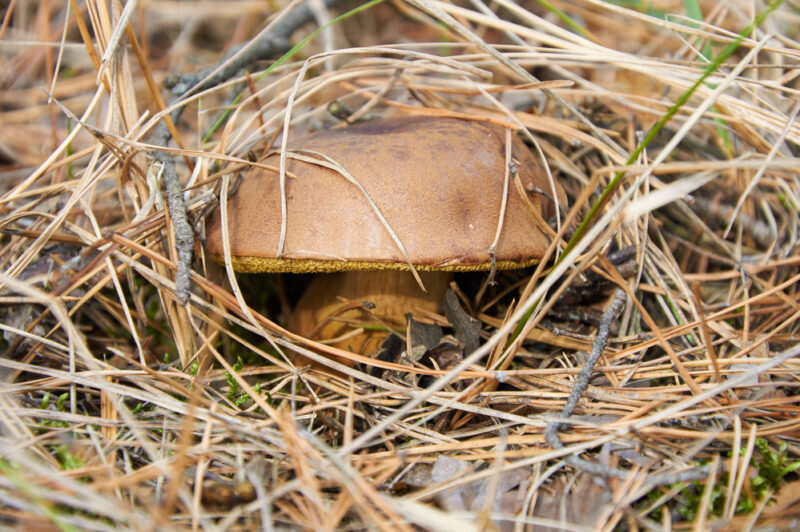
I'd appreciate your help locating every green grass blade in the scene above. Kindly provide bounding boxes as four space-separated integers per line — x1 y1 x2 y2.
534 0 597 42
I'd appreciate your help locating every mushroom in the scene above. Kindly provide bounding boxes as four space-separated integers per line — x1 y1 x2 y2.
206 116 564 362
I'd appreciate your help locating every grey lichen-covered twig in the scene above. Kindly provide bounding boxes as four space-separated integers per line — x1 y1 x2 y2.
148 0 346 305
544 288 710 486
155 154 194 306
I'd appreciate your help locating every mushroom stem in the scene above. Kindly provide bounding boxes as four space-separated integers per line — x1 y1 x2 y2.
290 270 452 361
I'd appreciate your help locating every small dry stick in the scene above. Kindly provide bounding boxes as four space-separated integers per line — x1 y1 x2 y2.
156 155 193 306
163 0 343 99
544 289 709 486
485 128 515 286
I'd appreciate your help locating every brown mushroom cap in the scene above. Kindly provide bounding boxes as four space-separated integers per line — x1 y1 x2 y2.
206 116 563 273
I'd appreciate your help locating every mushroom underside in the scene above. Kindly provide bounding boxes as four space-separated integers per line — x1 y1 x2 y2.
289 270 452 360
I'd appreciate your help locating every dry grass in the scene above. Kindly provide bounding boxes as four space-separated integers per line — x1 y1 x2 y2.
0 0 799 530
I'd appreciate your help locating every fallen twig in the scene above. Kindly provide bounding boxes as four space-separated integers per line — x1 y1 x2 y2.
544 289 709 486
